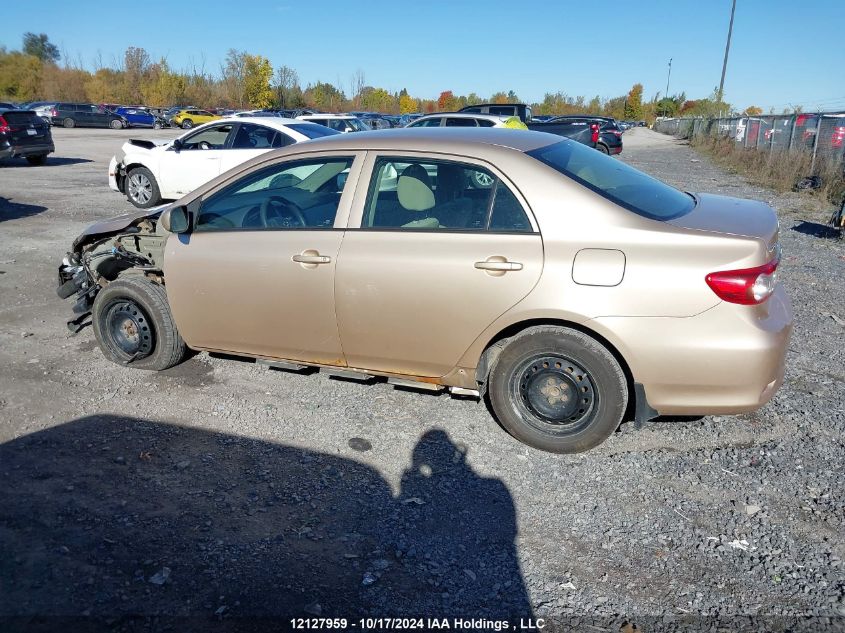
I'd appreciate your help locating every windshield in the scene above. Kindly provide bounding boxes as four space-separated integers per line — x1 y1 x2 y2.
347 118 370 131
528 140 695 220
287 123 341 139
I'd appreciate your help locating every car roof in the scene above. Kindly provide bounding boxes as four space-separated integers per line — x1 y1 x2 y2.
210 117 311 129
282 127 559 153
413 112 511 121
298 114 359 119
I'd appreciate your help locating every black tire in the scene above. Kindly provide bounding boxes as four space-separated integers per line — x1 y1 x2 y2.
597 143 610 155
181 119 193 129
125 166 161 208
26 155 46 166
63 117 75 128
110 119 123 130
153 121 162 130
92 276 187 371
488 326 627 453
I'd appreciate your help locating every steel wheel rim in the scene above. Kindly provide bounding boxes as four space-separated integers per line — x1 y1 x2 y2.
475 172 494 187
510 354 597 436
128 173 152 204
104 300 153 358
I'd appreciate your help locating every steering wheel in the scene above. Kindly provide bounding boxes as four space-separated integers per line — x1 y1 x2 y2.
259 196 307 228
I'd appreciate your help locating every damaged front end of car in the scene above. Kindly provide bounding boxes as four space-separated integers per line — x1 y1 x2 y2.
57 206 170 332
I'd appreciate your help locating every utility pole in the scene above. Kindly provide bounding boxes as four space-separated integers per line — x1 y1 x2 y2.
718 0 737 103
663 58 672 117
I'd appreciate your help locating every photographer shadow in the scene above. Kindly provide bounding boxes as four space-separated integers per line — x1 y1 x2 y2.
0 416 531 631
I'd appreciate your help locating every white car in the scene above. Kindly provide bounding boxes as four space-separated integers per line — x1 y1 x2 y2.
405 112 527 129
109 118 339 208
296 114 371 133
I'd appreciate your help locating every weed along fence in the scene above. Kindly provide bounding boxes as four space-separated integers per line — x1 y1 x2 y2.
655 112 845 171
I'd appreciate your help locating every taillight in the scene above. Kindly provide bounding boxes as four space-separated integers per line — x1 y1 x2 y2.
0 116 9 134
590 123 599 144
51 108 58 117
705 258 779 305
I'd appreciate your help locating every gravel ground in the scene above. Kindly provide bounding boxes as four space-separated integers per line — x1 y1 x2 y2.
0 127 843 633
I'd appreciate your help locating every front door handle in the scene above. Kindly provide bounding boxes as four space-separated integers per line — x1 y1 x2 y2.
475 258 523 272
293 251 331 265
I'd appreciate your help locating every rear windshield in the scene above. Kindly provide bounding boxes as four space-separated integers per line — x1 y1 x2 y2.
3 110 42 125
528 140 695 220
286 123 341 139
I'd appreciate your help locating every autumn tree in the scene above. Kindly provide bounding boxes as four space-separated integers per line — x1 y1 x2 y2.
244 54 273 109
399 93 418 114
22 32 59 63
437 90 457 111
623 83 643 120
743 105 763 116
123 47 152 104
222 49 248 108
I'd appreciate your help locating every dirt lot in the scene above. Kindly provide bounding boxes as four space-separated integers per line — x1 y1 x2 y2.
1 126 843 632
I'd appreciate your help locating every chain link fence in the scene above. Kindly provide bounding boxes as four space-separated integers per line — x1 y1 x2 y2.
654 112 845 171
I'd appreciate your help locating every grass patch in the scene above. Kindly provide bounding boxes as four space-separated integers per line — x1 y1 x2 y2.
690 135 845 207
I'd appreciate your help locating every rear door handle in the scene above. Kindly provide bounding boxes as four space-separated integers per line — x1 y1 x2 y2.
474 259 523 271
293 253 331 264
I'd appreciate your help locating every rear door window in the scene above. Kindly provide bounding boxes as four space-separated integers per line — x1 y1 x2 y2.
362 157 533 232
445 117 477 127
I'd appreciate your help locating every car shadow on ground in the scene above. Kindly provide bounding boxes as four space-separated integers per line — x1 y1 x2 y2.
0 416 531 632
0 157 93 168
790 220 842 239
0 197 48 222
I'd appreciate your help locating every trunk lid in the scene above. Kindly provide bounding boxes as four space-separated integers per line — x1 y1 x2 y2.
668 193 779 251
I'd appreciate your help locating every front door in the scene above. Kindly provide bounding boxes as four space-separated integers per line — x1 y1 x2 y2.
158 124 234 197
164 153 362 365
335 153 544 378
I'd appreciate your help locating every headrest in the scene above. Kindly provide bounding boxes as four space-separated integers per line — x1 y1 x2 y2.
397 164 435 212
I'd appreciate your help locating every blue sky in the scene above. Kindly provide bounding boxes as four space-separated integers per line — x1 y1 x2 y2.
3 0 844 112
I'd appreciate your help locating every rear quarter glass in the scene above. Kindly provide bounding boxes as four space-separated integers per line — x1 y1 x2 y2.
527 141 695 221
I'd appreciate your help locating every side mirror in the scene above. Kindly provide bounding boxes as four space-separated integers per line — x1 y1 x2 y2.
336 172 348 189
171 138 182 151
160 206 190 234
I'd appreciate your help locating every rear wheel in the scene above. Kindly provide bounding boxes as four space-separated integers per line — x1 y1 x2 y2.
92 277 187 371
597 143 610 155
26 155 46 166
488 326 627 453
181 119 193 129
110 119 123 130
126 166 161 208
153 121 162 130
63 118 75 128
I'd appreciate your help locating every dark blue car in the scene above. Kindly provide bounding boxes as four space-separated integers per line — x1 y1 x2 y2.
115 107 163 129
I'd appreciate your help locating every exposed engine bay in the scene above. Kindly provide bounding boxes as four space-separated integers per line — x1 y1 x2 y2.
57 208 169 332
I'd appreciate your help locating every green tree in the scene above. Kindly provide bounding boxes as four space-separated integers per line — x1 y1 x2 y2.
305 81 345 111
244 54 273 108
623 83 643 119
22 32 59 63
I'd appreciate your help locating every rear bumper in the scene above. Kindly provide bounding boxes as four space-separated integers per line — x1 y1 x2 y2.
594 284 793 415
1 142 54 159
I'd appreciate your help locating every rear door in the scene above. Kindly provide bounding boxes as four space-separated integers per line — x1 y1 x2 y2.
219 122 287 173
335 152 544 378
